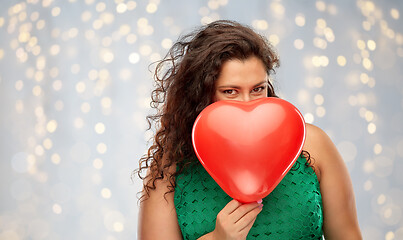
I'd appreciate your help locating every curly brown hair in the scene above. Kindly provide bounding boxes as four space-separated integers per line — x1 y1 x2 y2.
136 20 311 201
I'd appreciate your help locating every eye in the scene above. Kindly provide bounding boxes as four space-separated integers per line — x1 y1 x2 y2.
252 86 266 93
223 89 237 95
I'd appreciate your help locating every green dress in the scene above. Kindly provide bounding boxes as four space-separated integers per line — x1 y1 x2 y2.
174 154 323 239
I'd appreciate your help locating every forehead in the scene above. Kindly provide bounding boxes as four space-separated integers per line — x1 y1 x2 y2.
216 56 268 86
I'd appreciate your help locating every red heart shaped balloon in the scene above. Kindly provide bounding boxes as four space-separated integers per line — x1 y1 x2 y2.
192 97 306 203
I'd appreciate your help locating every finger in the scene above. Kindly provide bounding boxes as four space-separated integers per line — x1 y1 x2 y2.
235 206 262 230
230 202 261 222
239 211 259 236
220 199 242 215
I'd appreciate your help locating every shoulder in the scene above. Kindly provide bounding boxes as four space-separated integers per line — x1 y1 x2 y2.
302 123 340 182
304 123 332 148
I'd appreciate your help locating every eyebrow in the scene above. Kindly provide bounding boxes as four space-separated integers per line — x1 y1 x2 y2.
217 81 268 89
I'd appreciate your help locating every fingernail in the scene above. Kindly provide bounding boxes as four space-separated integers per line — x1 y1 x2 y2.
257 199 262 204
258 204 263 209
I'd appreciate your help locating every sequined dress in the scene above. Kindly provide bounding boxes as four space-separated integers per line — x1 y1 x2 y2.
174 154 323 239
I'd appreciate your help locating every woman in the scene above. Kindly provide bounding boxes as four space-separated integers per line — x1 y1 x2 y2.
137 20 361 239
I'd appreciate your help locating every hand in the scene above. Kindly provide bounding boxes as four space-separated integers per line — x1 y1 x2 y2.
211 199 263 240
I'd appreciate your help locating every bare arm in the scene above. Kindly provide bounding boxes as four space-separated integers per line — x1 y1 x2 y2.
304 124 362 239
137 164 183 240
